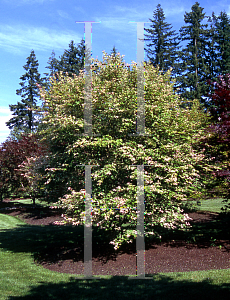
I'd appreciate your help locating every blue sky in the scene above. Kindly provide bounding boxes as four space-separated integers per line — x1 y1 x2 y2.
0 0 229 144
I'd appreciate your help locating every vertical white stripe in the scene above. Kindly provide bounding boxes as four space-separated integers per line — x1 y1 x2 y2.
136 165 145 278
75 21 100 278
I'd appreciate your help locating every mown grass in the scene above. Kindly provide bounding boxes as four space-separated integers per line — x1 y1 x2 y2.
187 197 229 213
9 198 55 207
0 198 229 299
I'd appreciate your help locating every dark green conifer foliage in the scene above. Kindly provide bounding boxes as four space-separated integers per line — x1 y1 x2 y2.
206 13 219 81
58 39 86 77
45 38 90 80
142 4 181 77
214 11 230 75
203 13 219 109
110 45 119 57
44 50 60 78
178 2 210 108
6 50 43 136
205 11 230 111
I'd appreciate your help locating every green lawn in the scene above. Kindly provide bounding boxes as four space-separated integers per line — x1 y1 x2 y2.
197 197 229 213
188 197 229 213
9 198 54 207
0 199 229 299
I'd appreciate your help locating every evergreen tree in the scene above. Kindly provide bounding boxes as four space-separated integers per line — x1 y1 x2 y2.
178 2 210 108
110 45 119 57
58 39 86 77
142 4 181 77
45 38 90 80
44 50 60 78
206 13 219 81
6 50 43 136
205 11 230 113
214 11 230 75
202 12 220 110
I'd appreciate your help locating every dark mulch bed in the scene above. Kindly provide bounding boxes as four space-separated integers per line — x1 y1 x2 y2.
0 199 230 276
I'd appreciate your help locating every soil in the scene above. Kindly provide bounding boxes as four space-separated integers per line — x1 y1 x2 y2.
1 198 230 276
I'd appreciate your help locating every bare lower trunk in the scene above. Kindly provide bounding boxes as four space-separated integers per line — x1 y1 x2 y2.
31 195 36 207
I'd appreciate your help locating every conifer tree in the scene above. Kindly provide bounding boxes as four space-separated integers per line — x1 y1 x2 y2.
206 13 219 81
44 50 60 78
202 12 219 110
110 45 118 57
45 38 89 80
198 10 230 111
6 50 43 136
58 39 86 77
142 4 181 77
178 2 210 108
214 11 230 75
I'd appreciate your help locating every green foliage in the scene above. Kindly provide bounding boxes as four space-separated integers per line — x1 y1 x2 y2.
110 45 119 58
213 11 230 75
205 11 230 103
44 50 59 79
6 50 44 137
59 39 86 77
178 2 210 107
143 4 181 78
44 39 86 80
39 51 214 250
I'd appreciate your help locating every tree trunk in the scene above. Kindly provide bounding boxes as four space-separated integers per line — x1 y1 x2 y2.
31 195 36 207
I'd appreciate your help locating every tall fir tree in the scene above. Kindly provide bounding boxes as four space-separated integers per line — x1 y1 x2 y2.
203 12 220 109
205 11 230 112
110 45 119 57
206 13 219 81
6 50 44 137
142 4 181 77
109 45 123 66
45 38 90 80
44 50 60 78
214 11 230 75
58 38 86 77
178 2 210 109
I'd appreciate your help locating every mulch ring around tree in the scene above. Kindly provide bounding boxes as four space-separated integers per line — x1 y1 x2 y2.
0 199 229 276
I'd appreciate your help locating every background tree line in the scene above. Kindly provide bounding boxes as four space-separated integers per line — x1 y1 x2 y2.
0 2 229 209
142 2 230 110
6 2 230 136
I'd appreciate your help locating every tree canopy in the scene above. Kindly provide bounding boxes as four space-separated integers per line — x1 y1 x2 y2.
0 134 43 201
38 51 214 250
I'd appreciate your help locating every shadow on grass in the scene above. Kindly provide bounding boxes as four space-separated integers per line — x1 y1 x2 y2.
0 200 62 220
7 274 230 300
0 222 130 264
